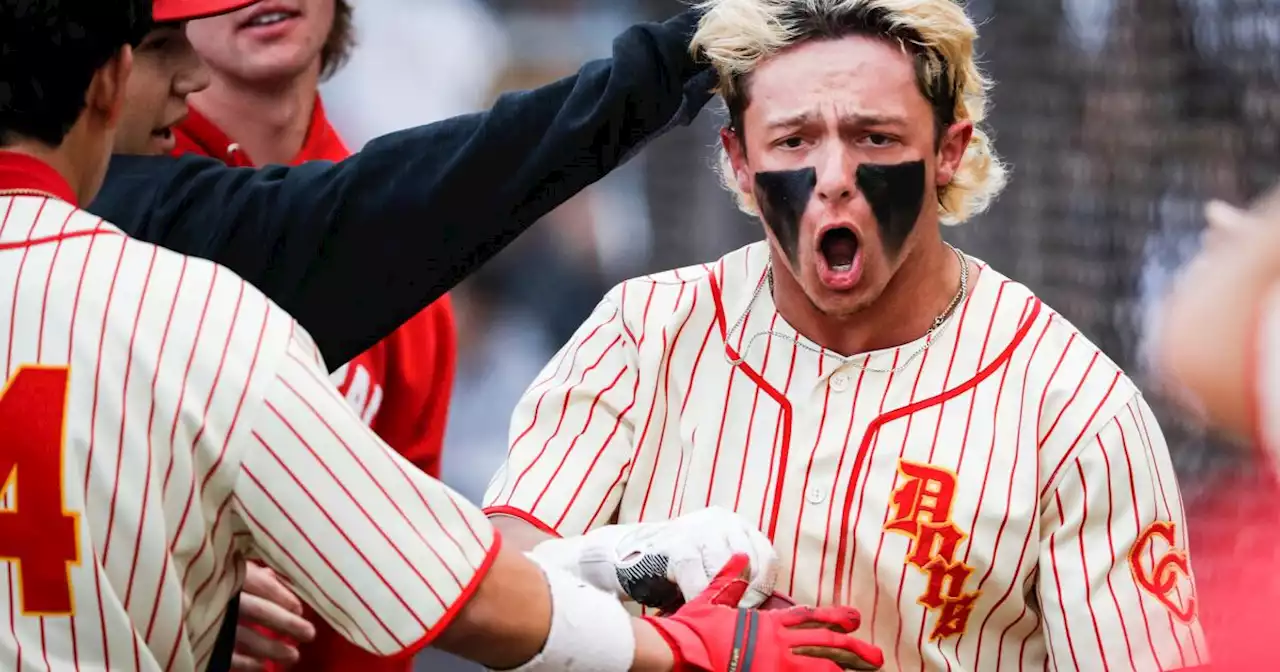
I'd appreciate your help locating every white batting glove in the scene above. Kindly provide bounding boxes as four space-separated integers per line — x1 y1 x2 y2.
527 506 778 608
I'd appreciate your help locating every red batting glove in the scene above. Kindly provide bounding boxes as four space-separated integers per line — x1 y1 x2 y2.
644 554 884 671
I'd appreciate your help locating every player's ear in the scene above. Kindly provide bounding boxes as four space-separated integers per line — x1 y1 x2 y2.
935 119 972 187
86 45 134 128
721 127 754 200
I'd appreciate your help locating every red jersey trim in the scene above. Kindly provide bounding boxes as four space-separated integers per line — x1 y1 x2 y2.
0 152 79 205
0 228 120 251
706 271 794 543
482 506 562 538
829 296 1043 599
385 532 504 661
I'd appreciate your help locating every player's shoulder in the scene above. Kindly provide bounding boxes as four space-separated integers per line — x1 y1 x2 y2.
34 208 308 384
982 264 1143 456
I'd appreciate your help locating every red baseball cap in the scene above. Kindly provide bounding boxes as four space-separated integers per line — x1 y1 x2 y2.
152 0 260 22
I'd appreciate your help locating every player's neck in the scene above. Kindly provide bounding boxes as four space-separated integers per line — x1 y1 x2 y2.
1 136 98 206
188 63 322 166
771 234 971 358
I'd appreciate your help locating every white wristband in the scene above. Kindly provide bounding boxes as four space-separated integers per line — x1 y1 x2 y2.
496 556 637 672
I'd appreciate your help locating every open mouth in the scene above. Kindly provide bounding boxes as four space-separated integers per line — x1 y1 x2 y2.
820 227 859 272
816 226 863 290
242 10 300 28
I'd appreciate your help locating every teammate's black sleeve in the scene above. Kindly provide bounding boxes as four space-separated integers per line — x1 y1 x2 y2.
88 10 713 369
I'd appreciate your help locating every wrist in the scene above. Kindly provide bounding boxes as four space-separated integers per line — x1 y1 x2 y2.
528 524 636 598
630 619 677 672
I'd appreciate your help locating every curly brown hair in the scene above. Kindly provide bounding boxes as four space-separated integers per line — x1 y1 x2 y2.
320 0 355 80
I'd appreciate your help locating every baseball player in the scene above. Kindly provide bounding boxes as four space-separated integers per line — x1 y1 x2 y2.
484 0 1209 670
0 1 885 671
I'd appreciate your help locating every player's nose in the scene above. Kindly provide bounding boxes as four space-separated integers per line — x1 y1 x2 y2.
813 144 856 204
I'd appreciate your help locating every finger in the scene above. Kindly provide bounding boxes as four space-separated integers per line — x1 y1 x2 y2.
239 594 316 642
230 652 267 672
243 566 304 615
234 625 301 666
787 629 885 671
776 605 861 633
690 553 751 607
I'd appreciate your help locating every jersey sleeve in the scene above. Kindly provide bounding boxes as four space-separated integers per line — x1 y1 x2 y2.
1036 393 1207 670
482 295 640 537
231 326 497 658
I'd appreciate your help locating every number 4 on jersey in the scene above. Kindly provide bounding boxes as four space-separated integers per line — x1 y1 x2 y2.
0 366 81 616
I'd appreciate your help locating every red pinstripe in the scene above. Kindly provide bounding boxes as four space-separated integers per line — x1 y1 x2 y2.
103 246 159 567
1094 436 1138 670
786 382 832 595
815 356 870 606
123 257 185 613
575 391 640 533
1116 421 1161 664
1049 492 1080 671
636 283 685 519
279 354 465 586
85 238 129 671
232 495 371 647
1039 371 1119 500
261 400 453 602
707 272 794 542
507 306 617 462
732 311 779 514
705 281 756 509
199 300 269 491
1128 405 1189 664
143 269 218 644
1034 330 1076 445
757 334 799 534
840 349 899 604
508 334 622 505
972 313 1050 669
1038 352 1099 450
34 210 77 360
255 431 434 626
6 198 47 378
874 340 939 650
667 293 715 520
1070 461 1107 667
242 464 406 644
544 366 628 522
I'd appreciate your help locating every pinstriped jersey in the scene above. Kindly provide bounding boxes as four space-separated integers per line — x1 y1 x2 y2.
0 187 495 671
485 241 1206 671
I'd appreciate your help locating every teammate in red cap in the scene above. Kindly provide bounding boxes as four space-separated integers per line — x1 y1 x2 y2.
0 1 880 672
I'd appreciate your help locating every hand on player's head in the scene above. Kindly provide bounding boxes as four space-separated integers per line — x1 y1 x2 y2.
645 554 884 671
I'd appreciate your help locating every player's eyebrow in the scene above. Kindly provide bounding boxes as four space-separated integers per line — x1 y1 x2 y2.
764 110 909 131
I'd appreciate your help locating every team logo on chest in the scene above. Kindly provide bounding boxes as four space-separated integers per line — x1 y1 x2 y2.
884 459 980 641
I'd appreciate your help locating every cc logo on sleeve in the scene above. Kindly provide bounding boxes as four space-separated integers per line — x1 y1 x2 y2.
1129 520 1196 623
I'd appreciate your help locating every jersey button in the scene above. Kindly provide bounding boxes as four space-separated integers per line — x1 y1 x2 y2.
806 486 826 504
829 372 850 392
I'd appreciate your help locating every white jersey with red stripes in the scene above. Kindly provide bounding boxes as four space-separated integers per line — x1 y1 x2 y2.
0 192 496 672
485 241 1206 671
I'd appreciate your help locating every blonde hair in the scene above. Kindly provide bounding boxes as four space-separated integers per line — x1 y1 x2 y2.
692 0 1008 224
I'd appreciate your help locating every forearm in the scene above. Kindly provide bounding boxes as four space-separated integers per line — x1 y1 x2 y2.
435 544 672 672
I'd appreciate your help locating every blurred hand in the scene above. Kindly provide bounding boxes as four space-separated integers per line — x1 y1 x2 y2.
231 563 316 671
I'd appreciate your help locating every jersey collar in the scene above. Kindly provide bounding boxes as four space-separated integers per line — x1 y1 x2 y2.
0 151 79 206
173 95 349 167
